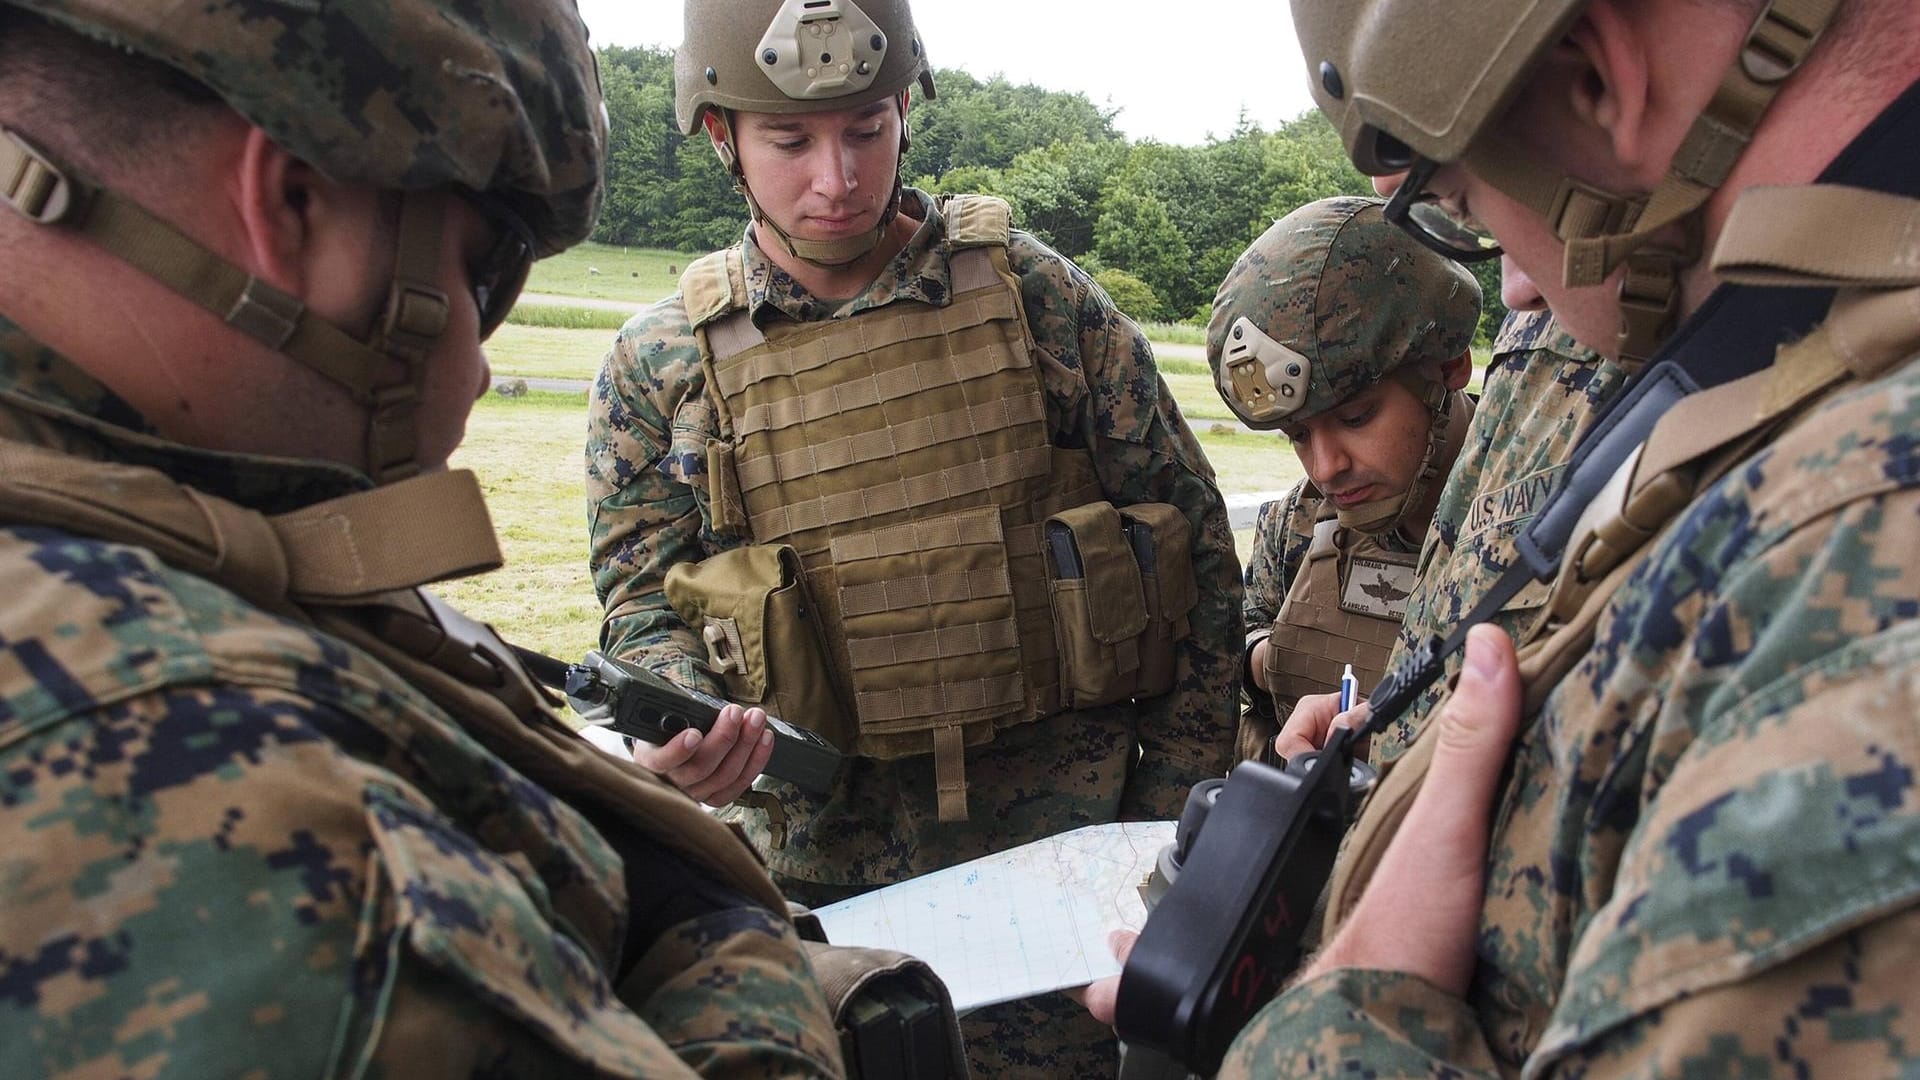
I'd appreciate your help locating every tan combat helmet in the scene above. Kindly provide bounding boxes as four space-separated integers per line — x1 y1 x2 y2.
1292 0 1840 366
675 0 936 268
0 0 607 484
1209 197 1481 537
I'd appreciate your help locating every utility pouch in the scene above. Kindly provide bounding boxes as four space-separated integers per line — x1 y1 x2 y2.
663 544 850 752
704 440 749 537
1118 502 1197 700
803 942 970 1080
1045 501 1150 709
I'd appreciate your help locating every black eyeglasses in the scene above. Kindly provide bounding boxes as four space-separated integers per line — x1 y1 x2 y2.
460 192 536 340
1383 156 1503 264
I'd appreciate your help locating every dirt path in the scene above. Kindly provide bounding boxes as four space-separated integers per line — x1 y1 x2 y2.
520 291 647 312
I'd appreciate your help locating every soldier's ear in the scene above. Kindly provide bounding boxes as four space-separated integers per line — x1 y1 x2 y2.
231 126 311 296
1441 351 1474 392
1564 0 1652 169
231 125 387 331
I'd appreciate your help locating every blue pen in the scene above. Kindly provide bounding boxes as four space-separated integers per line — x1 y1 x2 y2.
1339 662 1358 715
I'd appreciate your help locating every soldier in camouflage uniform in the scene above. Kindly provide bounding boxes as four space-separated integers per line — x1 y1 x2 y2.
1367 307 1626 761
0 4 848 1077
585 1 1238 1074
1214 197 1481 762
1214 0 1920 1074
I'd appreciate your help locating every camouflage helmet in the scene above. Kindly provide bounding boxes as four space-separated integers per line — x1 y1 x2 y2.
1209 196 1480 431
11 0 607 256
0 0 605 484
674 0 936 136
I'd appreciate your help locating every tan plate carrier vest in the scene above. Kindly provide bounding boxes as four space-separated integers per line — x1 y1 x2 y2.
1264 502 1416 715
1323 184 1920 929
670 195 1196 821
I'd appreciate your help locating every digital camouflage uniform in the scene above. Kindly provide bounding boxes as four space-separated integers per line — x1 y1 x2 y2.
1371 310 1626 761
0 1 848 1075
1211 198 1479 762
0 325 845 1080
1218 88 1920 1080
587 188 1240 1078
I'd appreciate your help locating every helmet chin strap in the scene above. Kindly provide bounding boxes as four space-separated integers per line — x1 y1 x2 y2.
359 191 452 483
741 181 901 267
1458 0 1839 368
710 106 908 270
1334 376 1471 540
0 126 450 484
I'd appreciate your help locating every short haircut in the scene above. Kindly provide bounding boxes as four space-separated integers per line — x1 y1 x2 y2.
0 8 224 185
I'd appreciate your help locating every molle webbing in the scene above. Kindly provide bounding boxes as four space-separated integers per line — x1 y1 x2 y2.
733 391 1047 490
1265 511 1410 710
831 511 1027 727
690 204 1104 819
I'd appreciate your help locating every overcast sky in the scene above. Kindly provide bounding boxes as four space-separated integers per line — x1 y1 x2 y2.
574 0 1320 146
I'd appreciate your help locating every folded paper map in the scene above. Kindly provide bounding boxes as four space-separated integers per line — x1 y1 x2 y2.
815 820 1176 1012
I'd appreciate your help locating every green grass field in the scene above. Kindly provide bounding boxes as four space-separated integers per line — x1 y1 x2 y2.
524 242 691 304
507 303 636 331
439 391 602 663
486 325 614 381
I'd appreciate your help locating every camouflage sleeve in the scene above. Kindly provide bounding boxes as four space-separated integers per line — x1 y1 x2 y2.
1236 485 1309 731
1220 668 1920 1079
1524 473 1920 1077
585 299 728 697
1216 969 1500 1078
1224 371 1920 1077
0 685 840 1079
1012 234 1242 818
620 907 847 1079
1242 481 1313 631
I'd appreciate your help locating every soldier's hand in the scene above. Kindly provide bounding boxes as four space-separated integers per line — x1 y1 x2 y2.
1073 928 1138 1027
630 703 775 807
1248 638 1272 692
1296 624 1521 997
1272 690 1370 762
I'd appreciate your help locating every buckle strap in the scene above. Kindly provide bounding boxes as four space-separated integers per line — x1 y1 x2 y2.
0 127 78 224
1 124 446 484
1559 0 1841 288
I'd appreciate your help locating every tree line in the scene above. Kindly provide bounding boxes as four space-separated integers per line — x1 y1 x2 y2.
597 46 1506 340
